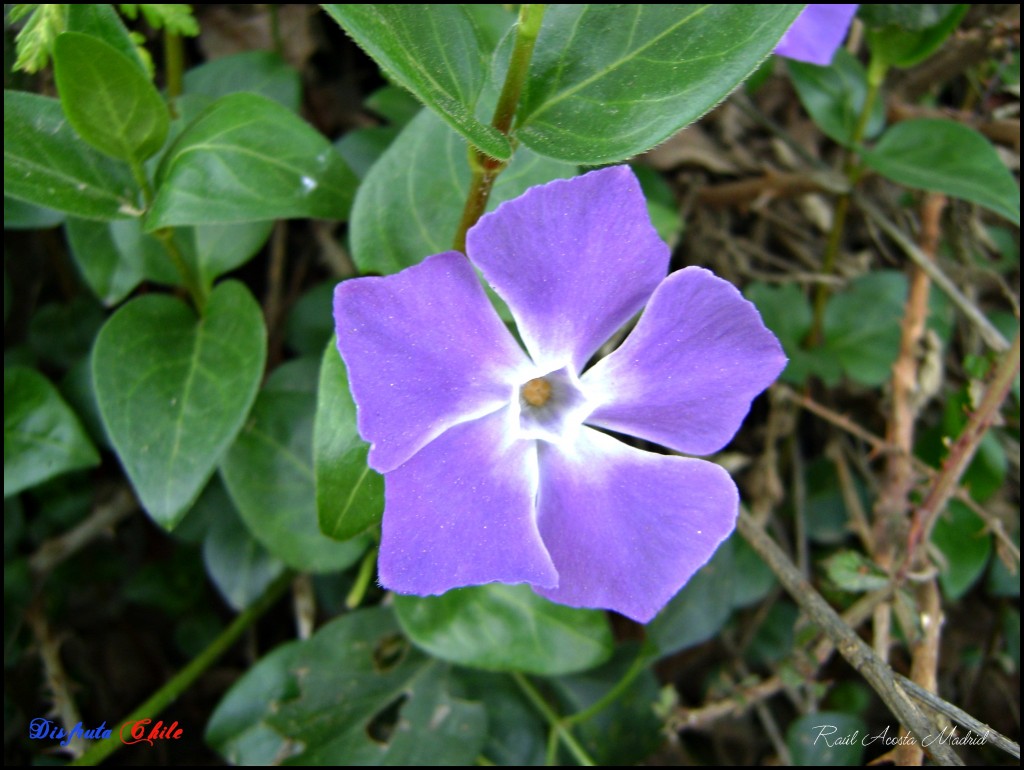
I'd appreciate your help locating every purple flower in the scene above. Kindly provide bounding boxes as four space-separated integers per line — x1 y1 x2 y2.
333 167 785 623
775 4 859 66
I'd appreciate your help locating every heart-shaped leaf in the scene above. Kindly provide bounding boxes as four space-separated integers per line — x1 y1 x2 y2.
92 280 266 527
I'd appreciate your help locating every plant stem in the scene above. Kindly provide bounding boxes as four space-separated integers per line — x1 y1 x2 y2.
164 30 184 107
901 327 1020 574
345 545 379 609
737 512 964 765
70 571 293 766
563 642 653 727
155 228 208 313
809 56 887 345
512 672 595 767
452 4 546 252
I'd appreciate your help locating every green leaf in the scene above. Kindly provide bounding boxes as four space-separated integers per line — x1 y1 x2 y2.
648 536 736 656
745 601 798 666
862 119 1020 225
351 107 575 274
184 51 301 111
453 671 547 766
823 271 907 386
822 550 891 593
147 93 358 228
394 583 613 675
189 221 274 289
92 281 266 527
119 4 198 36
788 49 887 148
4 366 100 498
199 479 286 611
28 296 104 369
745 282 842 385
66 3 148 74
322 4 511 161
4 91 138 220
285 282 336 356
4 197 64 230
64 217 176 305
933 500 992 601
207 607 487 765
866 5 967 69
858 4 965 31
515 5 803 163
10 4 67 73
314 342 383 542
786 712 867 766
53 32 169 164
221 359 369 572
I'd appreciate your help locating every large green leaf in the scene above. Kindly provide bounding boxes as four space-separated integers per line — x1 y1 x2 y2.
394 583 614 675
221 359 369 572
3 91 138 220
862 119 1020 225
207 607 487 765
65 3 148 73
53 32 169 164
865 5 967 69
322 4 511 161
314 342 383 542
4 367 100 498
350 108 575 274
514 4 802 163
92 281 266 527
787 49 887 148
147 93 358 228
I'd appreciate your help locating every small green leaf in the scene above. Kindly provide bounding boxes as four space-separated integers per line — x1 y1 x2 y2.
147 93 358 228
92 281 266 527
745 282 842 385
189 221 274 289
119 4 198 36
866 5 967 69
53 32 169 164
221 359 369 572
823 271 907 386
27 296 104 369
394 583 614 675
207 607 487 765
933 500 992 601
859 4 964 32
200 479 286 611
10 4 67 73
823 550 891 593
515 5 802 163
314 342 383 542
323 4 511 161
4 366 100 498
184 51 301 111
285 282 336 356
350 108 575 275
64 217 176 305
862 119 1020 225
788 49 886 148
66 3 147 74
4 91 138 220
648 536 736 656
787 711 867 766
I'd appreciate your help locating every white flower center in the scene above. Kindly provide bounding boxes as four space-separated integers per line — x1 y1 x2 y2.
513 365 593 445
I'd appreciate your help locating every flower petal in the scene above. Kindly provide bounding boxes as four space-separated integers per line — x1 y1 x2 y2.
583 266 786 456
774 4 859 66
379 407 558 594
534 428 738 623
467 166 669 372
334 252 531 473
